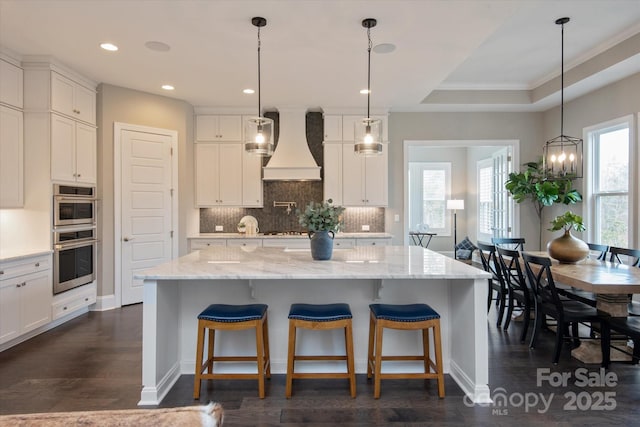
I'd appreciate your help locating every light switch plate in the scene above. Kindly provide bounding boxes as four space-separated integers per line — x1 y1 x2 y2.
362 225 370 231
215 225 223 232
394 214 400 222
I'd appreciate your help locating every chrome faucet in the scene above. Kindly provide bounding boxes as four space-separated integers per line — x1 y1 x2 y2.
273 201 297 215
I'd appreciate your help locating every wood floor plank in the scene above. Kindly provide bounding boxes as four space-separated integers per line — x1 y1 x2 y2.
1 303 640 425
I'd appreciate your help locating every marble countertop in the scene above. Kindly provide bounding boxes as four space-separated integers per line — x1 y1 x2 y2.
0 249 53 263
135 245 489 281
189 232 393 240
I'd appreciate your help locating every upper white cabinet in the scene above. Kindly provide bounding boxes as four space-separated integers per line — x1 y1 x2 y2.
0 105 24 207
196 115 242 142
323 143 342 205
242 149 263 207
195 143 243 206
51 71 96 125
342 143 388 206
0 59 23 108
323 115 342 142
51 114 97 184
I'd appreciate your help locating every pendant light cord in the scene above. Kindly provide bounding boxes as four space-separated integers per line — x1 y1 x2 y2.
367 25 372 120
257 25 262 118
560 20 564 137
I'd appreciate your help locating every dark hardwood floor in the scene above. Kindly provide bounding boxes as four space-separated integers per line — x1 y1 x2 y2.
1 303 640 425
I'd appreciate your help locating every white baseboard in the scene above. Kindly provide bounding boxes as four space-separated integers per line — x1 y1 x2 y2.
92 294 117 311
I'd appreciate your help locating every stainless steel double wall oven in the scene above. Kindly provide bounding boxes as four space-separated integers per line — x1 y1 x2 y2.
53 184 97 294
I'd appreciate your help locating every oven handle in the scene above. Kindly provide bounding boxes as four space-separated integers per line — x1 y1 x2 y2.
54 239 98 250
55 196 98 201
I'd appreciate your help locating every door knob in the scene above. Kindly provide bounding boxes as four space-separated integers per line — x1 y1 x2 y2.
123 237 134 242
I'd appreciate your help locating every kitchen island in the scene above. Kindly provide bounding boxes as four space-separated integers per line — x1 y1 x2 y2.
136 245 491 405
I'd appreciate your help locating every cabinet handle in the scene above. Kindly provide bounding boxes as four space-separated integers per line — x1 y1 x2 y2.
63 306 68 311
372 242 376 245
16 284 21 288
85 297 89 302
77 174 81 178
35 262 40 267
0 270 4 275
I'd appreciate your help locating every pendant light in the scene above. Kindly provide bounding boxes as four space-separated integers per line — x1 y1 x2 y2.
245 16 274 156
355 18 383 156
542 17 583 179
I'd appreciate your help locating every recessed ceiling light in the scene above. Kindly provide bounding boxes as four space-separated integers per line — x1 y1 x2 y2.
145 41 171 52
373 43 395 54
360 89 370 94
100 42 118 51
243 88 255 94
161 85 175 91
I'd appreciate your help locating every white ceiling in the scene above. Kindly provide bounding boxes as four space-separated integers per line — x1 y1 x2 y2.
1 0 639 113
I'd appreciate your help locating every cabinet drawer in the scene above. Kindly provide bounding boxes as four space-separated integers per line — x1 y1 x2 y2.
52 286 96 320
0 255 51 281
189 239 227 251
226 239 263 248
262 238 310 249
357 238 390 246
334 239 356 249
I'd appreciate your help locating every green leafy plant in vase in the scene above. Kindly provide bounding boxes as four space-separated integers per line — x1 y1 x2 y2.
297 199 345 260
547 211 589 264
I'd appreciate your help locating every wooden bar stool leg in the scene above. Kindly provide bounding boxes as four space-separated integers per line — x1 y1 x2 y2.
193 321 205 399
367 311 375 379
262 314 271 378
285 320 296 399
207 328 215 374
433 321 445 398
345 322 356 398
374 320 384 399
255 319 265 399
422 327 430 374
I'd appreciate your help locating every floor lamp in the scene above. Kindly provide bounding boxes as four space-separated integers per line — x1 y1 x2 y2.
446 199 464 259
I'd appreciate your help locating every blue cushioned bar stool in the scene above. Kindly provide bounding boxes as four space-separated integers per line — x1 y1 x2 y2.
286 303 356 398
193 304 270 399
367 303 445 399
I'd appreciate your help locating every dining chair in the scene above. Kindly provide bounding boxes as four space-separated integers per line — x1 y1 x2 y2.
600 316 640 367
496 247 534 343
477 241 507 328
587 243 609 260
609 247 640 267
609 247 640 316
492 237 525 251
522 252 604 364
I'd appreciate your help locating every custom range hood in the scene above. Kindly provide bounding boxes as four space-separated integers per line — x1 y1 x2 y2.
262 108 321 181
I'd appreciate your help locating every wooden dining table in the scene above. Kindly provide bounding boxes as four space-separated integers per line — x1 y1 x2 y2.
524 251 640 363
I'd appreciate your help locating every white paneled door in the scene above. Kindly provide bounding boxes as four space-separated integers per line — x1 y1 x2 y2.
120 128 174 306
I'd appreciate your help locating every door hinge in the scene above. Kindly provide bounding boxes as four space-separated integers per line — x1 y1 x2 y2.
170 188 174 197
170 230 174 238
170 147 173 156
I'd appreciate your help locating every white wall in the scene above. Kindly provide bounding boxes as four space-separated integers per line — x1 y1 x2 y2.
96 84 196 297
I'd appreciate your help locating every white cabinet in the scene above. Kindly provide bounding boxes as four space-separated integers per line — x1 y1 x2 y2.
226 239 263 248
195 143 243 206
0 254 52 345
0 105 24 207
51 283 97 320
323 143 342 205
196 115 242 141
242 149 263 207
262 238 311 249
323 115 342 142
51 114 97 184
0 59 23 108
51 71 96 125
342 144 388 206
189 239 227 252
356 238 390 246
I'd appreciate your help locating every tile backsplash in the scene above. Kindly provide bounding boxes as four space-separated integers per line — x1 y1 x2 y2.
198 111 385 234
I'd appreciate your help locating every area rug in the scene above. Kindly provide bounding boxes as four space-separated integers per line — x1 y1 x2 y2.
0 403 223 427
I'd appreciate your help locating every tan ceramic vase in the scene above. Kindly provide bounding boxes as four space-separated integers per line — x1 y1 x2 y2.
547 230 589 264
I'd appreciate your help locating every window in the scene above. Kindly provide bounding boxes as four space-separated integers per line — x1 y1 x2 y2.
478 160 493 237
408 162 451 234
586 117 632 247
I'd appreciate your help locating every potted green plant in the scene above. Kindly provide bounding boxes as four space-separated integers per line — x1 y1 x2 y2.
505 159 582 248
547 211 589 264
297 199 345 260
